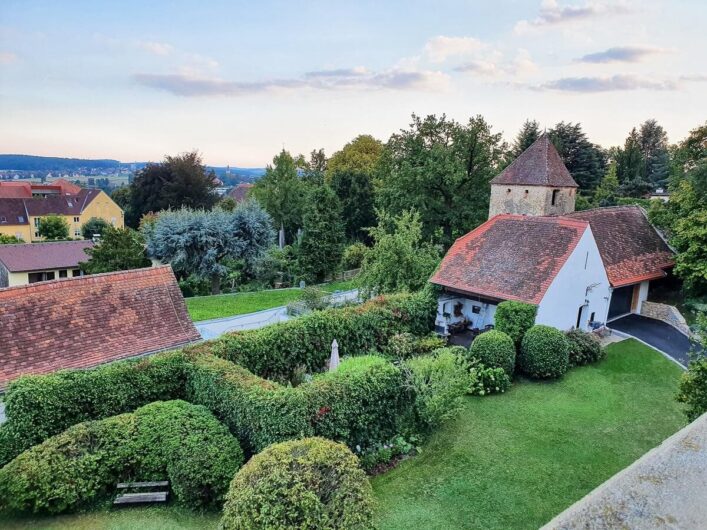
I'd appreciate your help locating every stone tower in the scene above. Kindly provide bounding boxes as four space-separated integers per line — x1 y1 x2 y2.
488 134 578 219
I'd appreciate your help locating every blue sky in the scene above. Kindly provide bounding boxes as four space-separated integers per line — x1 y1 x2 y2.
0 0 705 166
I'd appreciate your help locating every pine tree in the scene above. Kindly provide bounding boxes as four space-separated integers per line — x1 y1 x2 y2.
548 122 606 190
616 128 650 197
593 162 619 206
513 120 541 156
638 119 670 188
297 185 345 283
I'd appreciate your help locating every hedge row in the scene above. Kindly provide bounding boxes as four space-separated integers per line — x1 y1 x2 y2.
0 400 243 514
201 290 436 381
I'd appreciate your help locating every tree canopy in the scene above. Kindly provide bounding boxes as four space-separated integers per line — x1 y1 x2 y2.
549 122 606 190
326 135 383 182
81 217 110 240
512 119 541 157
38 215 69 241
80 226 150 273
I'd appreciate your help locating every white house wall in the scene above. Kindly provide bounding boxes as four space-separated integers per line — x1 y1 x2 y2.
536 227 611 331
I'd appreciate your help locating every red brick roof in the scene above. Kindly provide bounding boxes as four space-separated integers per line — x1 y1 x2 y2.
0 240 94 272
430 215 588 304
0 266 200 389
566 206 674 287
228 182 254 203
491 134 578 188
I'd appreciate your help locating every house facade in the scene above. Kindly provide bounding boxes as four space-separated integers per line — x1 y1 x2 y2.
0 182 123 242
0 240 93 287
431 134 674 336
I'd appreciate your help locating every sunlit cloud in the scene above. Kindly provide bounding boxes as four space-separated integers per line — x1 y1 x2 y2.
539 74 677 92
423 36 486 63
577 46 670 63
515 0 632 34
136 40 174 56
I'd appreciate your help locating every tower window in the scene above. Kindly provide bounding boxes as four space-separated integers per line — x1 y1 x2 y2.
551 189 560 206
507 188 511 193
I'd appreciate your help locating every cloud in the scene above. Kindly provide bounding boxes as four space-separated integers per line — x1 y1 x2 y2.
0 51 18 64
133 68 449 97
137 40 174 56
539 74 677 92
454 60 499 76
515 0 631 33
577 46 670 63
454 49 537 78
680 74 707 82
423 36 485 63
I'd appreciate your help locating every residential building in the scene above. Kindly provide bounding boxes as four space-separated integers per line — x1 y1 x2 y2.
0 240 93 287
432 134 674 336
0 266 201 389
0 186 123 242
228 182 254 203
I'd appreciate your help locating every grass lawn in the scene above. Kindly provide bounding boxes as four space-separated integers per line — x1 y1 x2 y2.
371 339 686 529
184 280 355 321
1 339 685 529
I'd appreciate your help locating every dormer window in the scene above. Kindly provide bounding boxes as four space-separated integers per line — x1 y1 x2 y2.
551 189 560 206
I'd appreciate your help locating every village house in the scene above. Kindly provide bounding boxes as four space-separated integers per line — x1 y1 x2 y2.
0 178 123 242
0 240 93 287
227 182 254 203
0 266 201 389
430 134 674 338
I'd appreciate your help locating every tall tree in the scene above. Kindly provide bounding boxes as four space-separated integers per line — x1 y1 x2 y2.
616 128 649 197
377 114 507 248
81 217 110 240
549 122 606 190
80 226 150 273
127 151 218 227
638 119 670 187
330 170 376 242
297 185 345 283
38 215 69 240
300 148 327 186
326 135 383 182
252 150 306 247
512 119 541 156
145 203 274 294
593 162 619 206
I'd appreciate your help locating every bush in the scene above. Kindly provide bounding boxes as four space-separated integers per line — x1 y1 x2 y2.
467 358 512 396
494 301 537 347
677 356 707 422
206 290 436 382
403 349 470 431
0 400 243 514
384 332 417 359
414 334 447 355
565 329 604 366
299 285 331 311
221 437 374 530
0 351 187 467
342 241 368 270
469 330 516 376
518 325 570 379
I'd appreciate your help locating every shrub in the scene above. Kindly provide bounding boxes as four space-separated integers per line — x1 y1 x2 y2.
518 325 570 379
206 290 436 382
494 301 537 347
0 350 187 467
467 358 512 396
469 330 516 376
221 437 374 530
413 334 447 355
0 400 243 514
565 329 604 366
342 241 368 270
403 349 470 431
299 285 331 311
384 332 417 359
677 356 707 422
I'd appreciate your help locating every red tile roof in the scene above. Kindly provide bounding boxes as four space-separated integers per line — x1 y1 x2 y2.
0 266 200 389
0 182 32 198
566 206 674 287
430 215 588 304
228 182 254 203
491 134 578 188
0 240 94 272
0 178 82 198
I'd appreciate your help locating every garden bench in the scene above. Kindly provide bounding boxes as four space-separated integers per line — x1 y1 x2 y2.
114 481 169 506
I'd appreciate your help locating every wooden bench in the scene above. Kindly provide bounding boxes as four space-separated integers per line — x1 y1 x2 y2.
114 481 169 506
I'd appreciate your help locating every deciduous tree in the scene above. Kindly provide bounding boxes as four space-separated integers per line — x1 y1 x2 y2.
326 135 383 182
80 226 150 273
549 122 606 191
80 217 110 240
38 215 69 240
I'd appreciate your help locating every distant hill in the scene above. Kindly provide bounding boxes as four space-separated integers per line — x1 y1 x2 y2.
0 154 120 171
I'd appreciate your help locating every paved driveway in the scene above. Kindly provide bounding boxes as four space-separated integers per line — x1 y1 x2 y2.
609 314 700 368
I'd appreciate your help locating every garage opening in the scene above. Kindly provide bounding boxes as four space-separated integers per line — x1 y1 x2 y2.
608 285 634 320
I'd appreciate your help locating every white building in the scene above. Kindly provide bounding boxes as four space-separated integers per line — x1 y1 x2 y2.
431 135 674 338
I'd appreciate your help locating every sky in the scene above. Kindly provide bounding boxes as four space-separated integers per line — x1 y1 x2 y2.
0 0 705 167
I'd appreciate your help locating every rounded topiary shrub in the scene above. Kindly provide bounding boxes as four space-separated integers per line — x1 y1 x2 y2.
469 330 516 376
565 329 604 366
518 325 570 379
221 437 375 530
494 301 538 347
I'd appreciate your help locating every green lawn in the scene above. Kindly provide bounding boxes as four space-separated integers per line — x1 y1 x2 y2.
371 339 685 529
1 339 685 530
184 280 355 321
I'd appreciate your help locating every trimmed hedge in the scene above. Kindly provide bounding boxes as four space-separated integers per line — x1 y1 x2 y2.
469 330 516 376
0 350 187 467
519 325 570 379
203 291 436 381
565 329 604 366
0 400 243 514
221 437 374 530
494 301 537 347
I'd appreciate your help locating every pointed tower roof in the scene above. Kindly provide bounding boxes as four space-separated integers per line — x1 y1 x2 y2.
491 134 578 188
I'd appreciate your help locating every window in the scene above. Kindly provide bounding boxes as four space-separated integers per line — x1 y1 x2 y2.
73 216 80 223
551 189 560 206
72 269 81 277
28 271 55 283
590 312 596 323
74 229 81 237
59 270 68 278
0 216 6 223
576 305 585 329
34 218 40 227
34 231 40 238
506 188 511 193
471 305 481 314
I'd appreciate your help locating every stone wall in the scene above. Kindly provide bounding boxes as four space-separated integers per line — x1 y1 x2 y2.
488 184 576 218
640 301 692 336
